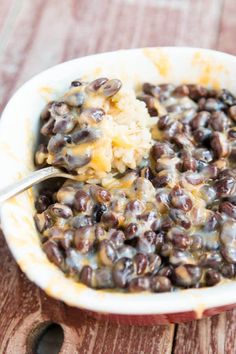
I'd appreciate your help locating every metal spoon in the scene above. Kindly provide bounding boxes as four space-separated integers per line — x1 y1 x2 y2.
0 166 78 204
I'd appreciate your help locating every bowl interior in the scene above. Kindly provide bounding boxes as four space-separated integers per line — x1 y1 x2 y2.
1 47 236 315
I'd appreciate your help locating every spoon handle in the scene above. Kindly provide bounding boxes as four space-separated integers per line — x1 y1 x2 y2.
0 167 63 204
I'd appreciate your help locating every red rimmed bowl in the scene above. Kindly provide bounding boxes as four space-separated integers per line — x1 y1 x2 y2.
1 47 236 325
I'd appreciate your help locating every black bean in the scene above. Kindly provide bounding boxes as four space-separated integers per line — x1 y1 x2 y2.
181 150 197 172
187 84 208 100
158 265 173 278
43 240 64 267
142 82 157 96
209 111 229 132
157 115 174 130
203 98 226 112
57 186 76 206
166 104 182 114
98 240 117 266
191 111 210 129
140 166 153 180
60 229 74 249
47 134 67 154
152 172 171 188
156 189 170 209
50 203 73 219
125 200 143 213
172 133 193 149
151 142 174 160
93 203 107 223
35 194 51 213
173 84 190 97
74 226 96 254
171 189 192 212
172 265 202 287
71 128 101 144
148 253 162 274
220 221 236 247
151 275 172 292
90 185 111 203
218 168 236 179
71 79 83 87
199 251 222 269
80 265 93 287
79 107 105 127
137 209 158 224
52 152 91 170
229 105 236 122
193 148 213 163
73 190 90 212
185 172 204 185
85 78 108 92
221 263 235 278
169 250 193 266
160 243 173 257
113 257 134 288
41 117 55 136
219 202 236 219
102 79 122 97
53 114 76 134
117 245 136 259
169 209 191 229
101 212 119 228
129 276 150 292
124 223 138 239
70 215 93 228
94 267 114 289
40 102 54 121
160 216 173 232
51 102 70 116
204 213 220 232
154 232 165 251
198 97 207 110
211 132 230 158
190 234 203 251
167 227 190 249
193 127 212 144
137 94 158 116
133 253 148 275
217 89 235 106
65 92 85 107
34 213 52 233
164 122 183 139
35 144 48 166
221 246 236 263
205 269 221 286
201 165 218 179
214 176 236 198
109 230 125 248
228 129 236 139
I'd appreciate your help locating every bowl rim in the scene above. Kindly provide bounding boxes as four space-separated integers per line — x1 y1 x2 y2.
2 46 236 316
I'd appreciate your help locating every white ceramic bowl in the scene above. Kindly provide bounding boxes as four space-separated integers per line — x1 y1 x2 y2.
1 47 236 325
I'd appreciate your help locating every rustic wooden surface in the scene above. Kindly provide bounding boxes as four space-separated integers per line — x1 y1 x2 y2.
1 0 236 353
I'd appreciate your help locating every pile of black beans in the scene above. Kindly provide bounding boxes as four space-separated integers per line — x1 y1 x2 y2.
35 81 236 292
35 78 122 172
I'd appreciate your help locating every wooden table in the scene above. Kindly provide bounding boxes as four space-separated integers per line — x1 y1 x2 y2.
1 1 236 353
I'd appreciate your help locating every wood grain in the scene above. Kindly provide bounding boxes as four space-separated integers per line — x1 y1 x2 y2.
0 0 236 353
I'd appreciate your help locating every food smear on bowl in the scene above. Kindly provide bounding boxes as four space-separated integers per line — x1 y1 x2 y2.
34 78 236 293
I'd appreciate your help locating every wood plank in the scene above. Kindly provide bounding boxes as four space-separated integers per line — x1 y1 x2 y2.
217 0 236 55
173 311 236 354
0 0 223 112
